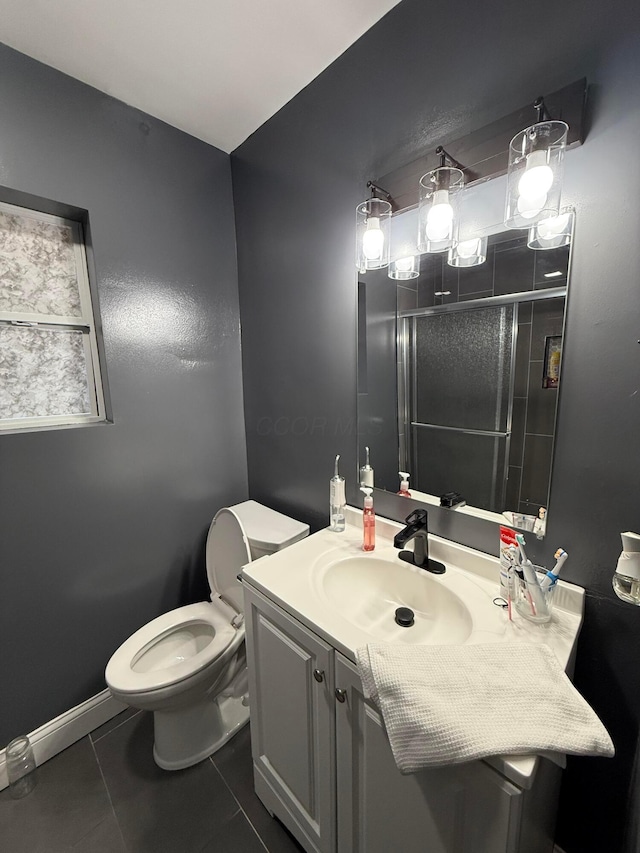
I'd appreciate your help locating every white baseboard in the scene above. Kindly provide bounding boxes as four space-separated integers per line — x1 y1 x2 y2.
554 846 567 853
0 689 126 791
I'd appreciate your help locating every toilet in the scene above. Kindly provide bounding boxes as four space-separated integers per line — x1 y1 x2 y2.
105 500 308 770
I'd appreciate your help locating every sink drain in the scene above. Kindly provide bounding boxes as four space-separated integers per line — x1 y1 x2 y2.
395 607 415 627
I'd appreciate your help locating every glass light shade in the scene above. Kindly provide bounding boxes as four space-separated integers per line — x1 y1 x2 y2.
504 121 568 229
388 255 419 280
356 198 392 271
417 167 464 253
448 236 488 268
527 207 574 250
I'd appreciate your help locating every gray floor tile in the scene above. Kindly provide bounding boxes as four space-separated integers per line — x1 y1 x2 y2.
198 811 266 852
94 711 240 853
0 737 113 853
72 813 127 852
213 725 304 853
90 707 141 744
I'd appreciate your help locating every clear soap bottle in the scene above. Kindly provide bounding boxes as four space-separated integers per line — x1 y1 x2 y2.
330 454 346 532
361 487 375 552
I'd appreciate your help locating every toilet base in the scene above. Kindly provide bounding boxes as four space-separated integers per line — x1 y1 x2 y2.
152 693 250 771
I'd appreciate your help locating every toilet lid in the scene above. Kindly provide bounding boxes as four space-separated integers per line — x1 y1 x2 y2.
205 507 251 613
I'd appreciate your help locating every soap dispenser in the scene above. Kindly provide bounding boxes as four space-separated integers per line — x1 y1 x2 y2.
360 446 374 488
361 487 375 552
398 471 411 497
612 532 640 605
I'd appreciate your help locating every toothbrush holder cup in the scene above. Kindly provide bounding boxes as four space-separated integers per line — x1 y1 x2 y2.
514 566 556 624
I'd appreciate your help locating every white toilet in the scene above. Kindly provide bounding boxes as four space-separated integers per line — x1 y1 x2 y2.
105 500 308 770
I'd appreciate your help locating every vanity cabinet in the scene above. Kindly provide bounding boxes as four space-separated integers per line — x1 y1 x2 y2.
244 584 336 853
244 584 560 853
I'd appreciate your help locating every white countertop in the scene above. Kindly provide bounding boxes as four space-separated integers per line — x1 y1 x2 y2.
241 506 585 788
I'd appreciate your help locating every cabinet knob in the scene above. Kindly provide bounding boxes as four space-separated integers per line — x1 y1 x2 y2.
313 669 324 683
335 688 347 703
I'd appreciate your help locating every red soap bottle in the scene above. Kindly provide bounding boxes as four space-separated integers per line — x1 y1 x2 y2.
361 487 375 552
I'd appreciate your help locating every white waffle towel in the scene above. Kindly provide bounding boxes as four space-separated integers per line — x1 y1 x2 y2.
355 643 614 774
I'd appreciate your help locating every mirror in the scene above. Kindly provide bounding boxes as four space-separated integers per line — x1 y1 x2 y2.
357 217 573 537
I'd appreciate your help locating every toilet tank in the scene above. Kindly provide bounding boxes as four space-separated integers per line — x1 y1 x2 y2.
231 500 309 561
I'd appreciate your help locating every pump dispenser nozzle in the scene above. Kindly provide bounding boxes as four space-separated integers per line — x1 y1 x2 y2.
360 446 374 488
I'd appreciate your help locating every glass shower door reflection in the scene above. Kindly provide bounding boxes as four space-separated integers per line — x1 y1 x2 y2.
409 304 515 513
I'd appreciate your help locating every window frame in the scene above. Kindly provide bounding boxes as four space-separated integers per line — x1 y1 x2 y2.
0 200 107 433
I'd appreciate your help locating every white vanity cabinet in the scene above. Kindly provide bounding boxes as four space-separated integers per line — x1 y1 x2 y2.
244 583 561 853
244 584 336 853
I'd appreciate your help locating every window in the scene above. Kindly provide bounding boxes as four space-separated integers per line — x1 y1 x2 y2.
0 200 106 432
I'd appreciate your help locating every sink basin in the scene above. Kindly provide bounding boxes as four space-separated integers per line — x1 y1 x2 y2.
316 554 473 644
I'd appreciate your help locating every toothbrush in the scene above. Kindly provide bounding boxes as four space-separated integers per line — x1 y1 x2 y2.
515 533 548 617
510 543 534 615
540 548 568 592
507 545 536 618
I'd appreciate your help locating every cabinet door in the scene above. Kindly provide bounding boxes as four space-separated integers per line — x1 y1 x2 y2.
244 585 335 853
335 653 523 853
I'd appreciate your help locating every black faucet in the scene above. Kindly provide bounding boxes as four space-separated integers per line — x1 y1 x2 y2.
393 510 446 574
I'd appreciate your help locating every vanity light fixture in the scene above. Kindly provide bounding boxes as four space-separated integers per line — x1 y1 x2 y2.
448 236 488 268
527 206 574 250
417 146 465 254
388 256 420 280
356 181 393 272
504 96 568 229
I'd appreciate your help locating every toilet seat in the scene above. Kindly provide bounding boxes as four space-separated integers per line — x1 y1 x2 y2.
105 600 239 695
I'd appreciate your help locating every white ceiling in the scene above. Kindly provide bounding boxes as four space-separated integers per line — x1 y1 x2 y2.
0 0 401 153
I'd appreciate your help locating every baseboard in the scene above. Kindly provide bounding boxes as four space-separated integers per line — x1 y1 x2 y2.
0 689 126 791
554 846 567 853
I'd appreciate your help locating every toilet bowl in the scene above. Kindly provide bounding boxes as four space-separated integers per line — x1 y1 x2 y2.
105 500 308 770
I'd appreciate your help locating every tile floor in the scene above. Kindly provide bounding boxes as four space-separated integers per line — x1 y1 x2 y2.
0 710 304 853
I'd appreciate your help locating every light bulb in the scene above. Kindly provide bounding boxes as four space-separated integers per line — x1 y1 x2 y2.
537 212 571 241
456 238 481 259
395 256 414 271
518 150 554 201
517 192 547 219
362 217 384 260
426 190 454 242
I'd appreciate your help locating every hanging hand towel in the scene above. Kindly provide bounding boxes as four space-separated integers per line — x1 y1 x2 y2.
355 642 614 774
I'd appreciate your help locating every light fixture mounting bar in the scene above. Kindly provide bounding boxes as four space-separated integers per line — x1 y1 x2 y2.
374 78 586 213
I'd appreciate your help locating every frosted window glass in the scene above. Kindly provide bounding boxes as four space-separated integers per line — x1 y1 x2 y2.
0 211 82 317
0 326 91 419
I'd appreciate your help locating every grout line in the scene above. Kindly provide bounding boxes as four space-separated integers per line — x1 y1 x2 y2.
208 757 269 853
90 709 142 744
89 735 129 852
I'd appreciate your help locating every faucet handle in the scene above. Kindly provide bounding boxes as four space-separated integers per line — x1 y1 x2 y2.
404 509 428 526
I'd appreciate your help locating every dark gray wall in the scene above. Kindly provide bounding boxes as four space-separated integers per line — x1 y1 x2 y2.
0 45 248 744
232 1 640 850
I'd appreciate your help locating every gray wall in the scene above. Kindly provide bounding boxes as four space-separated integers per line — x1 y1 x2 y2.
232 1 640 850
0 45 248 744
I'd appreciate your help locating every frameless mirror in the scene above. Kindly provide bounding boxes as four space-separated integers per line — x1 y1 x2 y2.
357 217 573 538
